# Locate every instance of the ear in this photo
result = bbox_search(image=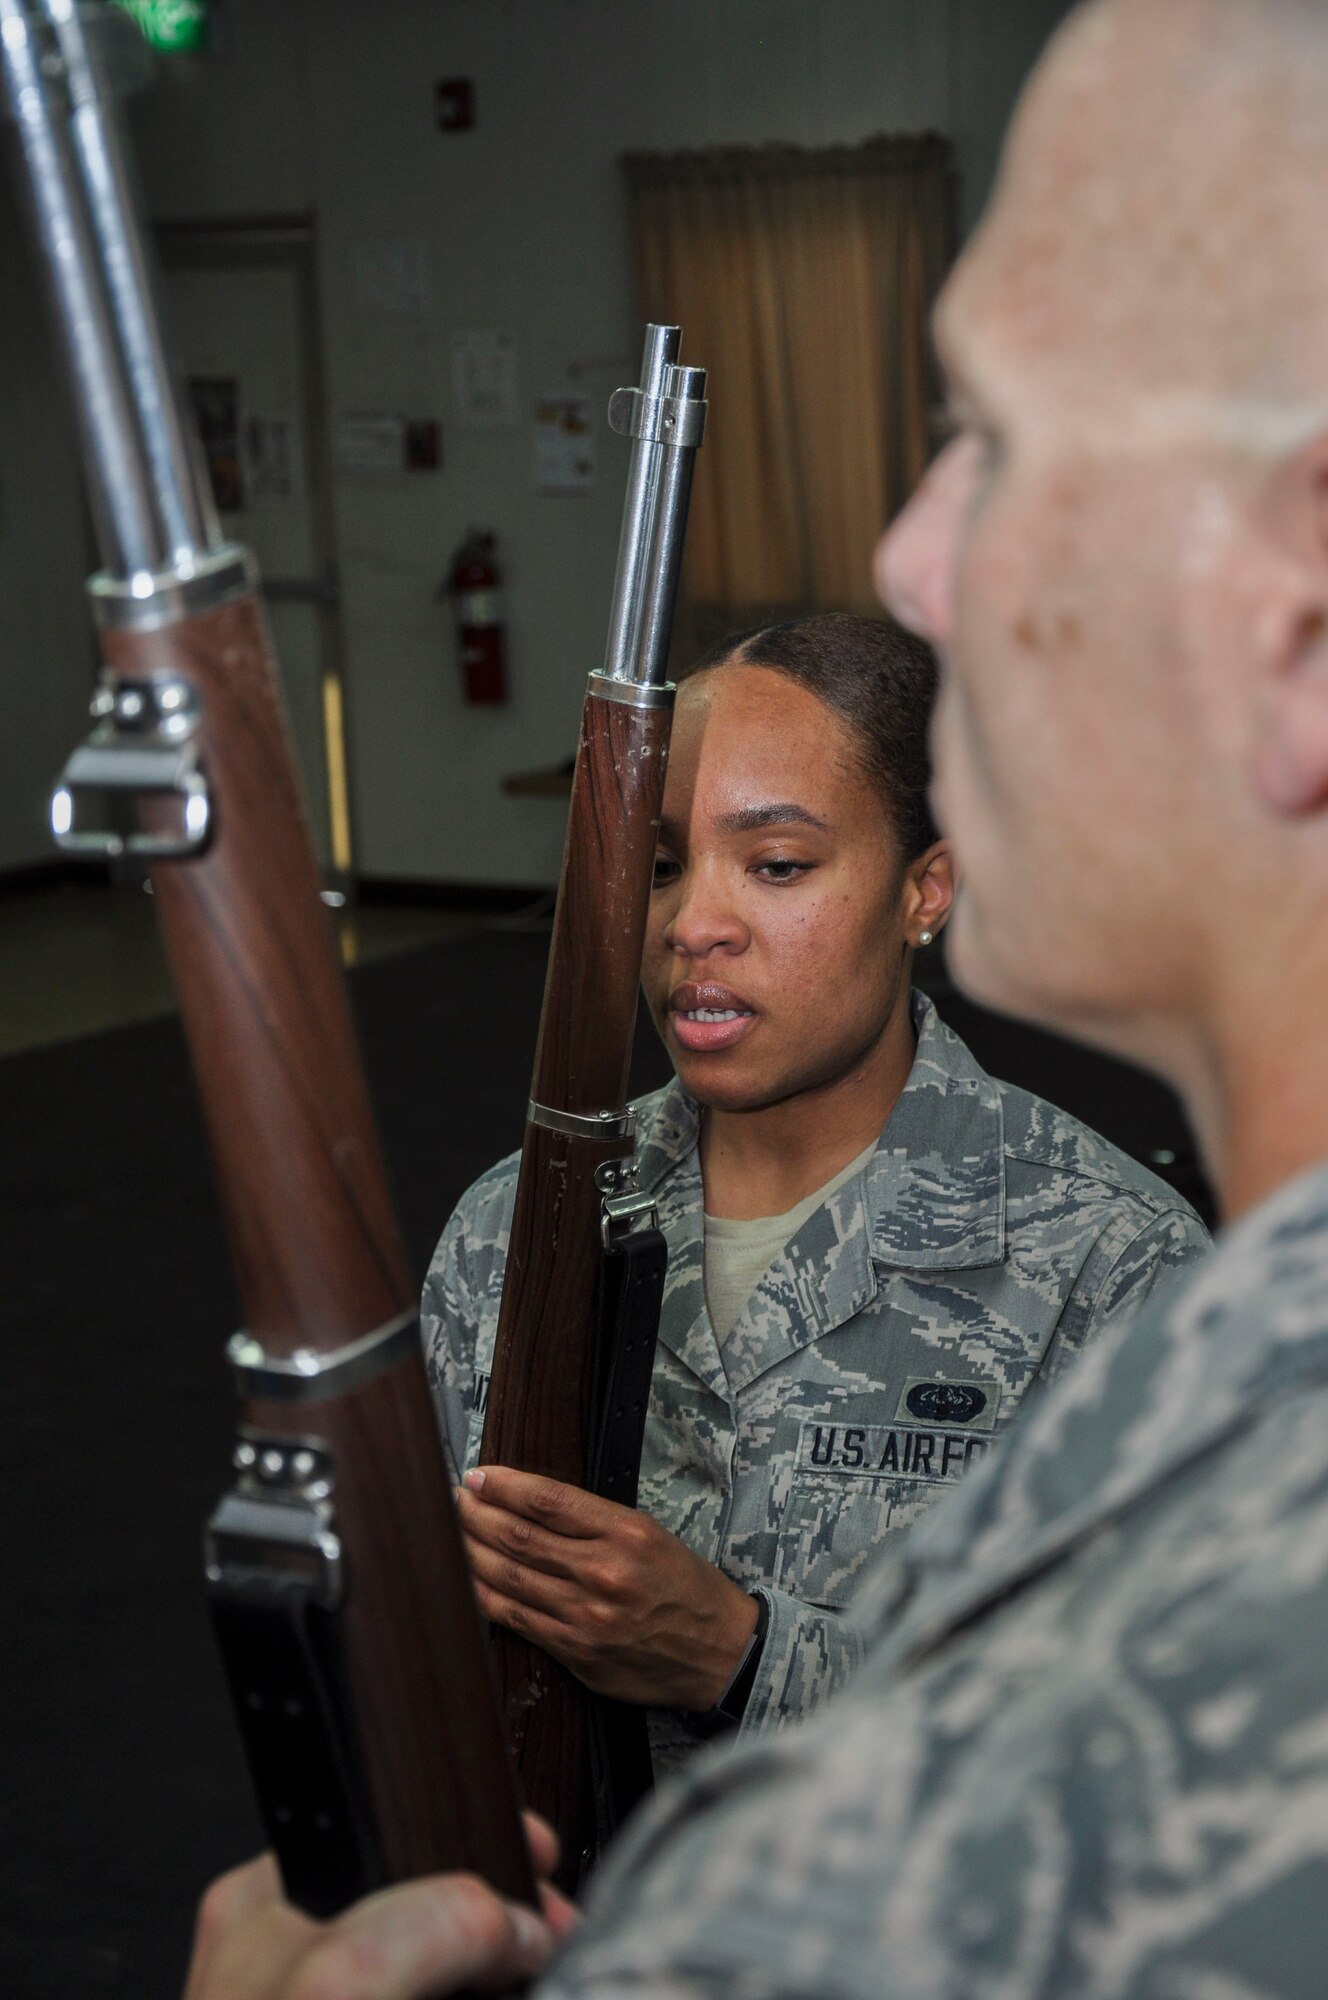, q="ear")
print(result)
[902,840,956,944]
[1251,434,1328,817]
